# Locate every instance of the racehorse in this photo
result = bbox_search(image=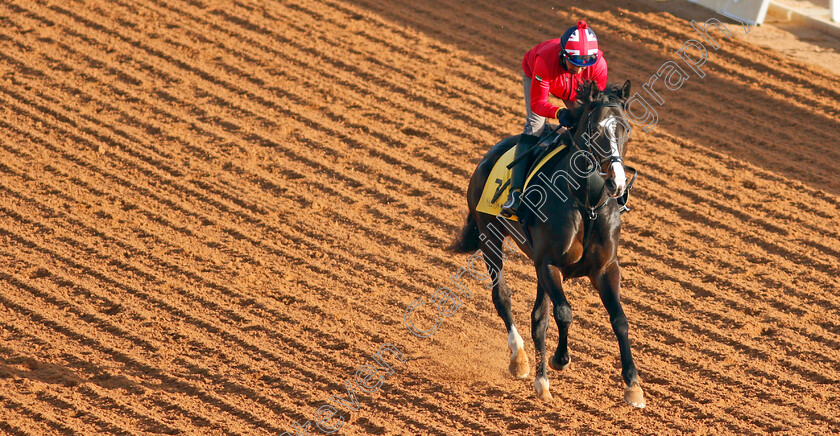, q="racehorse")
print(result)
[449,81,645,407]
